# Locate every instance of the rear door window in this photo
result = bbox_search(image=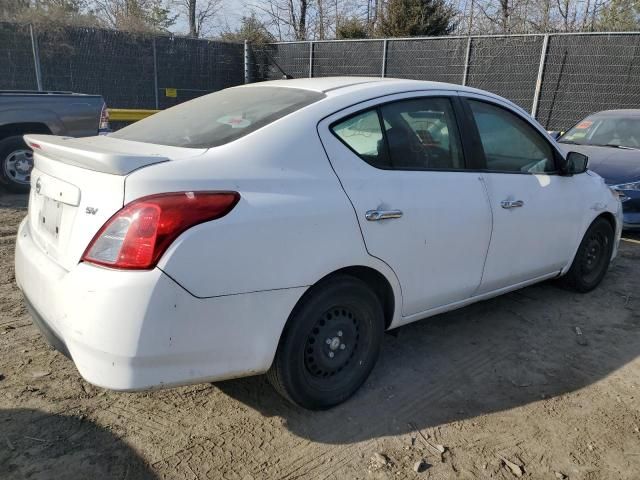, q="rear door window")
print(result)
[330,96,465,170]
[111,86,325,148]
[380,98,464,170]
[331,110,390,168]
